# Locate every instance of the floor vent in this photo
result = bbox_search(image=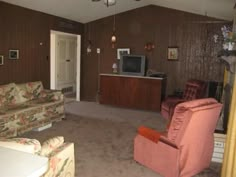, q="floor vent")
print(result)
[62,86,73,93]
